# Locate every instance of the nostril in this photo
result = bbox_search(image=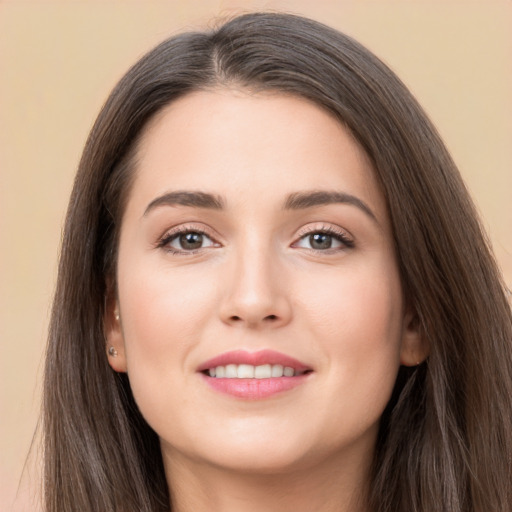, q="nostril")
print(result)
[226,313,281,325]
